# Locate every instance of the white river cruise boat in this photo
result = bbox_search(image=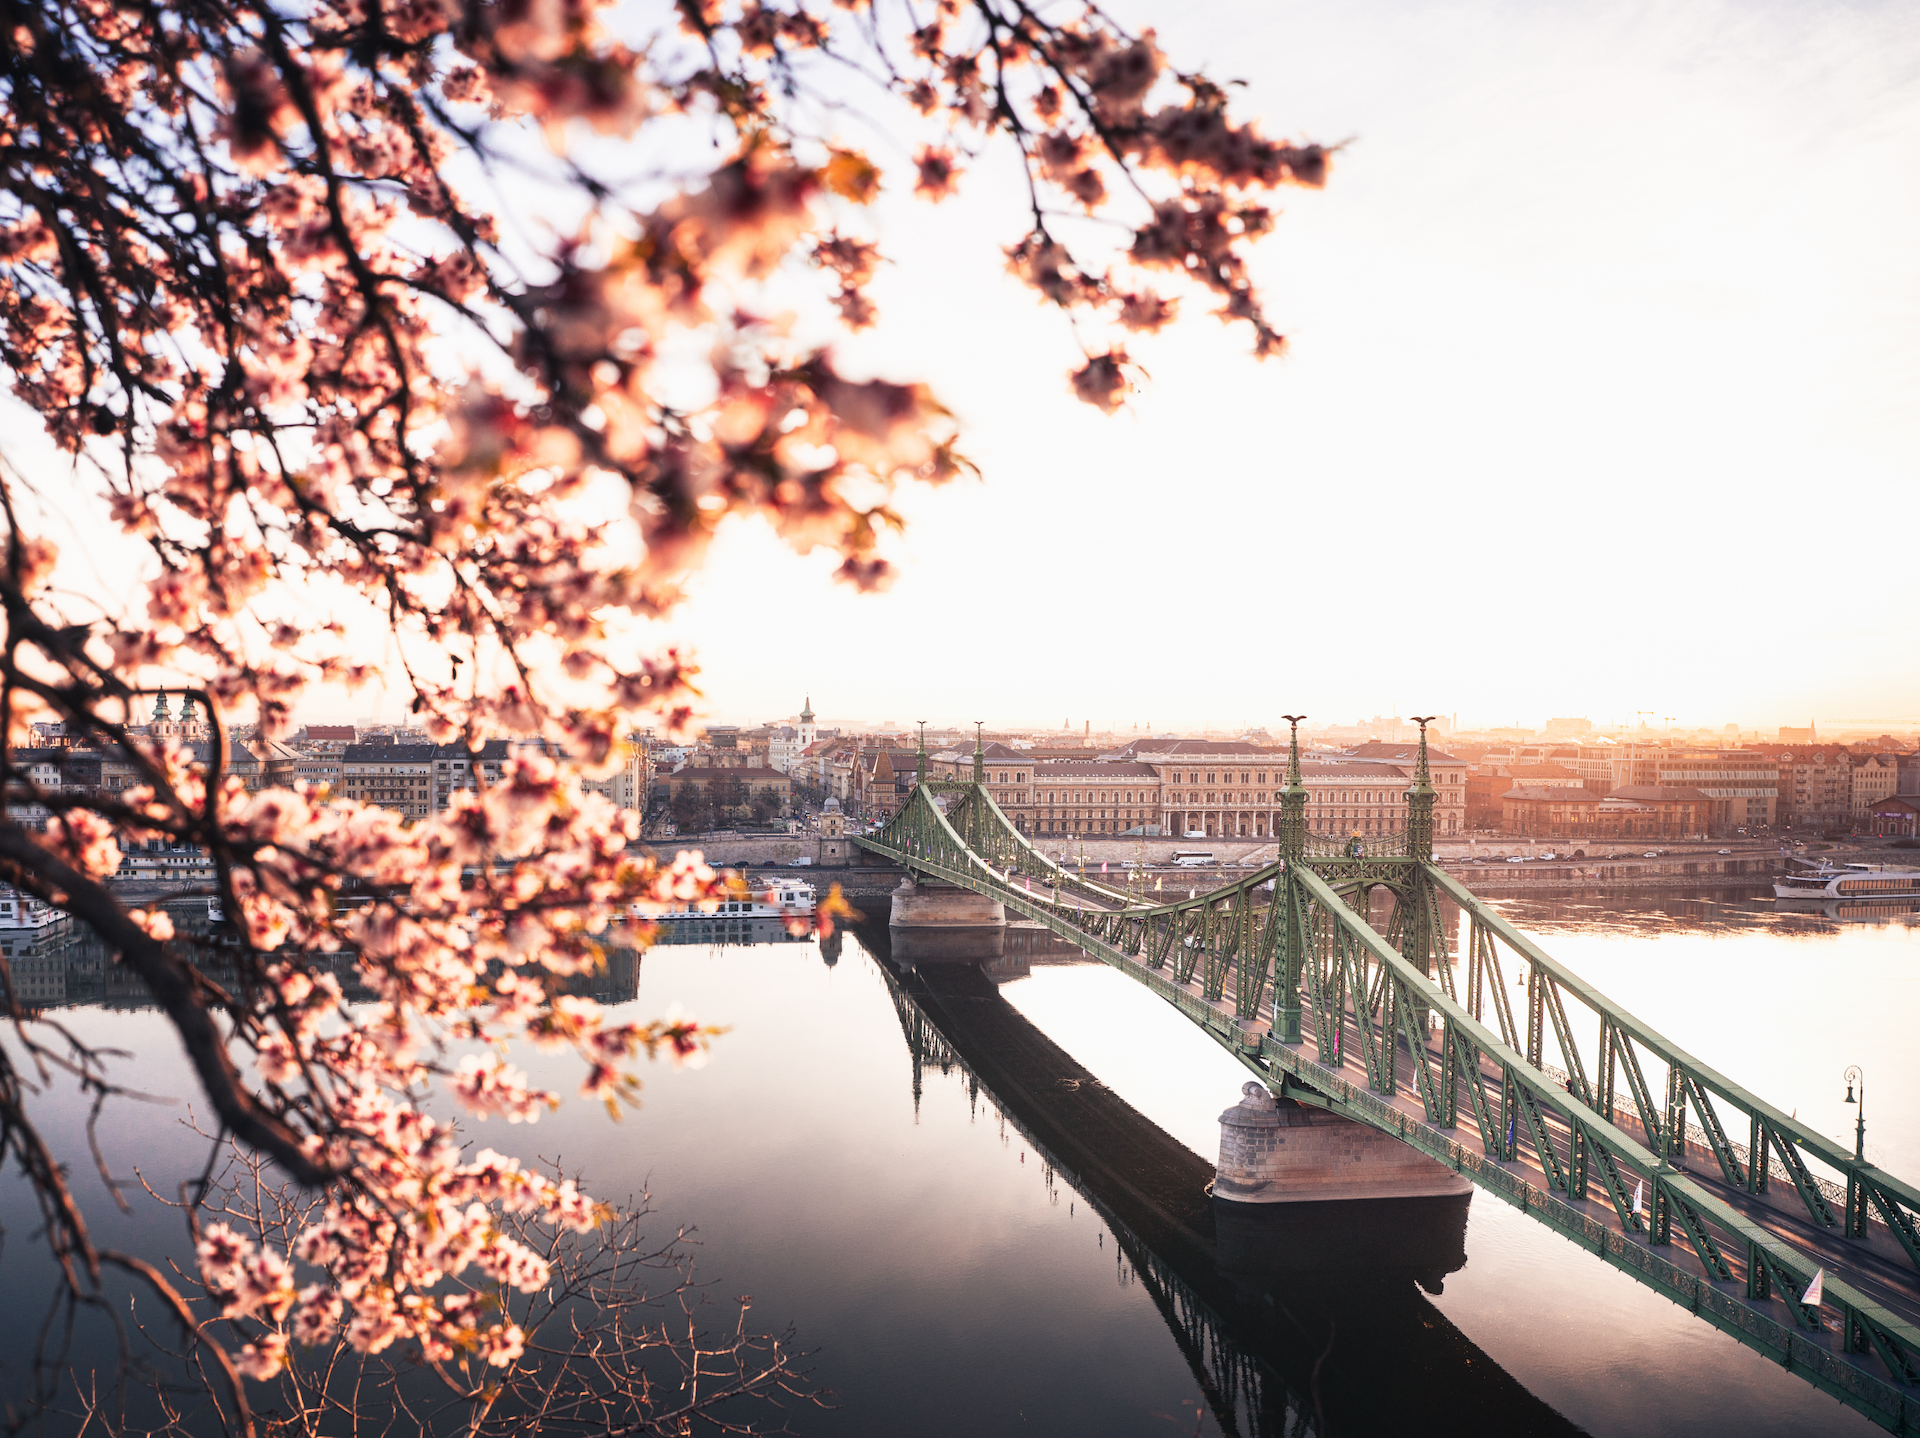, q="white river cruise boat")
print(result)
[644,878,817,922]
[1773,862,1920,901]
